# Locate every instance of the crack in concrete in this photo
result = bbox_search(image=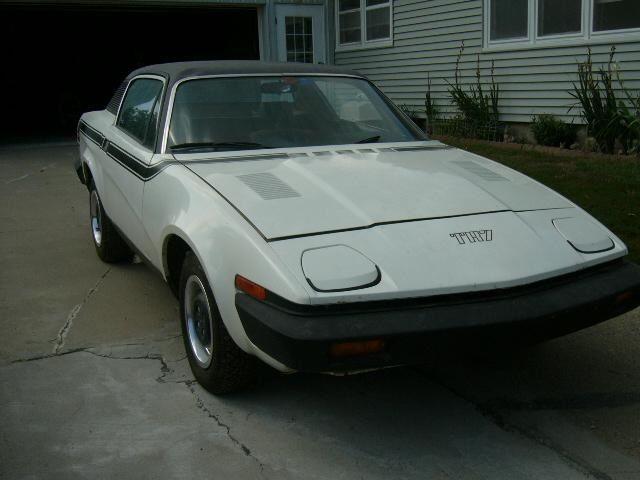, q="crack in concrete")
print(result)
[479,392,640,411]
[11,347,189,387]
[10,347,89,364]
[413,367,613,480]
[82,350,174,383]
[9,344,265,474]
[473,406,614,480]
[53,304,81,355]
[4,162,57,184]
[12,334,182,364]
[185,382,267,476]
[52,268,111,355]
[5,173,29,184]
